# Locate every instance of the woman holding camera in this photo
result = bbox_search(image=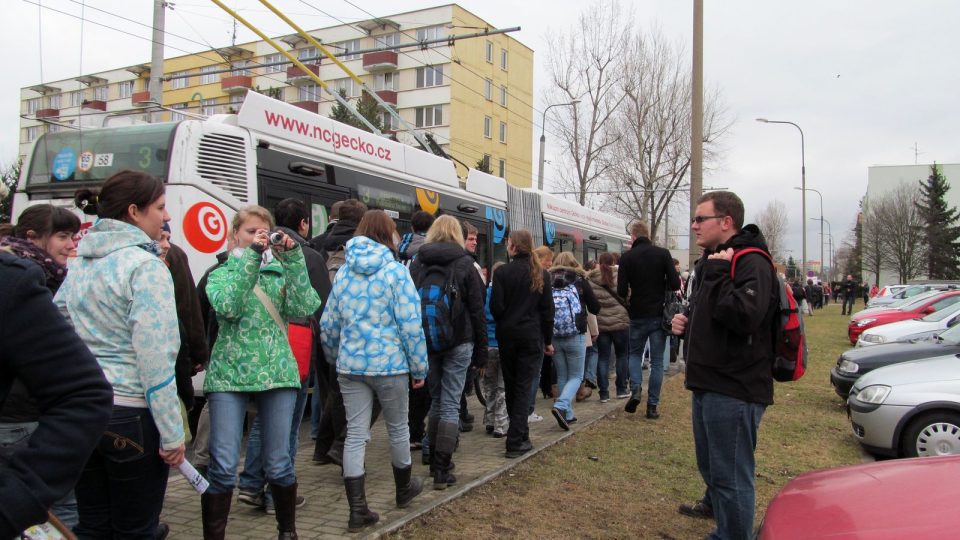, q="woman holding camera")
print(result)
[202,205,321,540]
